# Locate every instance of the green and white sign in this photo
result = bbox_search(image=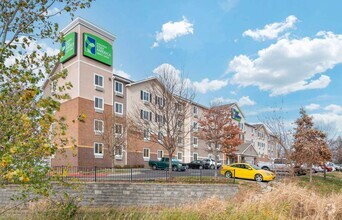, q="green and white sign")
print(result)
[60,32,77,63]
[83,33,112,66]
